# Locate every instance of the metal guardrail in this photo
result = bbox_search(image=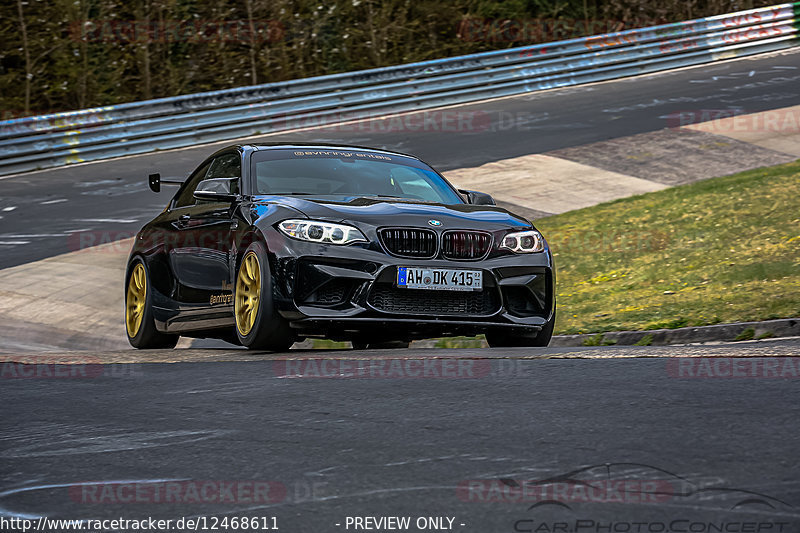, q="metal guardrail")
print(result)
[0,3,798,176]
